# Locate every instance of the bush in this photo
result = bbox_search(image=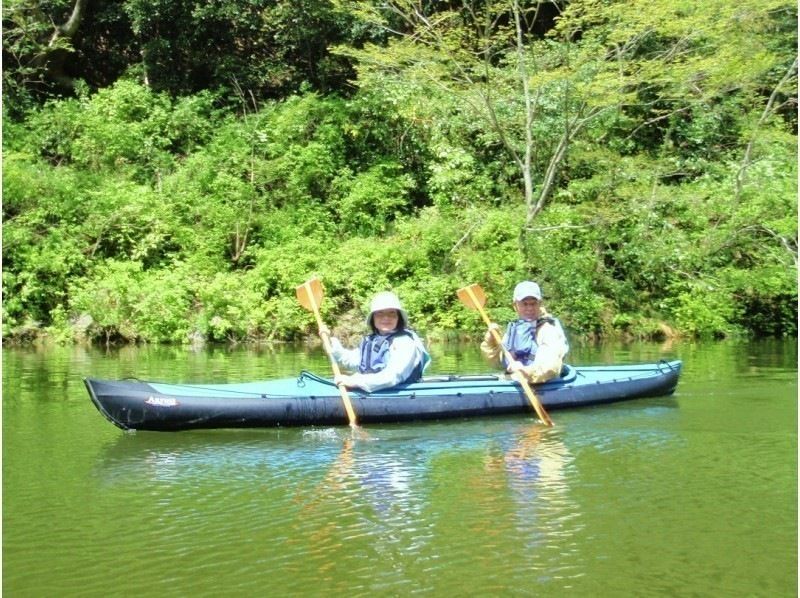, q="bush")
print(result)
[69,260,144,344]
[331,161,416,235]
[192,271,269,343]
[21,81,222,183]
